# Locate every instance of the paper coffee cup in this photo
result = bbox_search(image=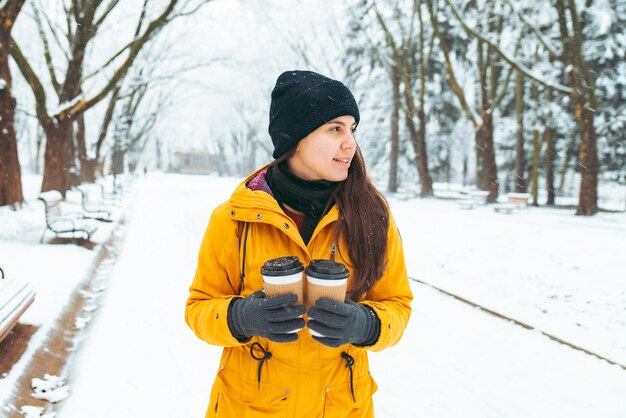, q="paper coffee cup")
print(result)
[305,259,349,306]
[261,256,304,305]
[305,260,349,337]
